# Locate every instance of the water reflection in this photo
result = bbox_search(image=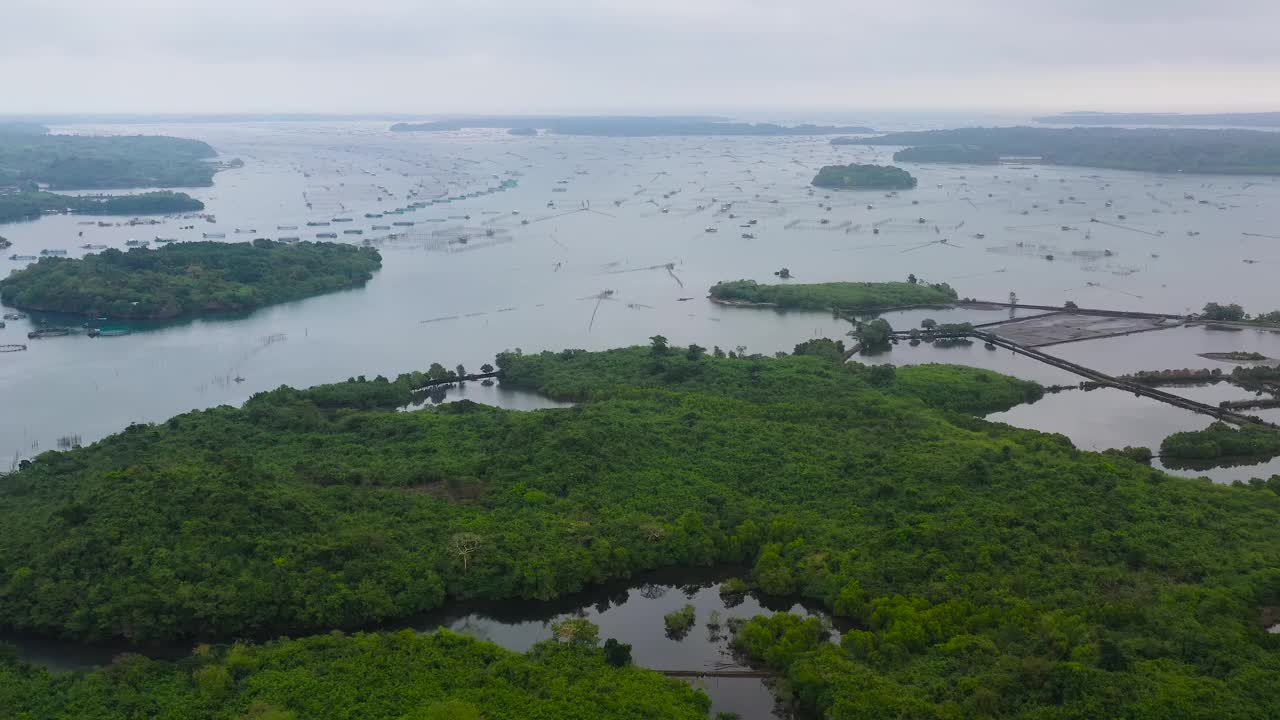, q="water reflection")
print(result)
[400,380,574,412]
[4,567,832,720]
